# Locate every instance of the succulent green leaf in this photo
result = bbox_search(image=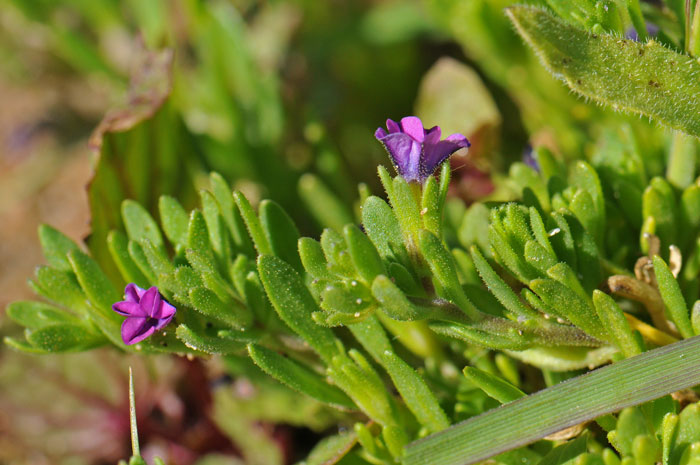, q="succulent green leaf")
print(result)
[127,241,157,284]
[6,301,79,329]
[537,433,589,465]
[470,245,539,320]
[26,323,104,352]
[419,230,479,319]
[38,224,82,271]
[200,190,231,264]
[507,5,700,138]
[372,275,428,321]
[68,250,122,328]
[592,290,643,358]
[31,267,89,313]
[188,287,250,329]
[175,324,243,355]
[344,224,385,284]
[463,366,526,404]
[259,199,303,272]
[257,254,341,363]
[210,173,255,257]
[530,278,605,340]
[107,231,148,287]
[248,344,355,409]
[653,255,694,338]
[299,237,334,281]
[350,316,450,432]
[234,191,273,256]
[301,429,358,465]
[122,199,165,252]
[643,178,678,251]
[158,195,189,248]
